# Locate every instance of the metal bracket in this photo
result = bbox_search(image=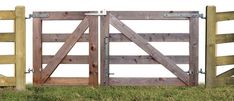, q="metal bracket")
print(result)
[185,70,193,74]
[199,68,205,74]
[85,10,107,16]
[164,13,201,18]
[199,14,206,19]
[25,12,49,19]
[25,68,34,74]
